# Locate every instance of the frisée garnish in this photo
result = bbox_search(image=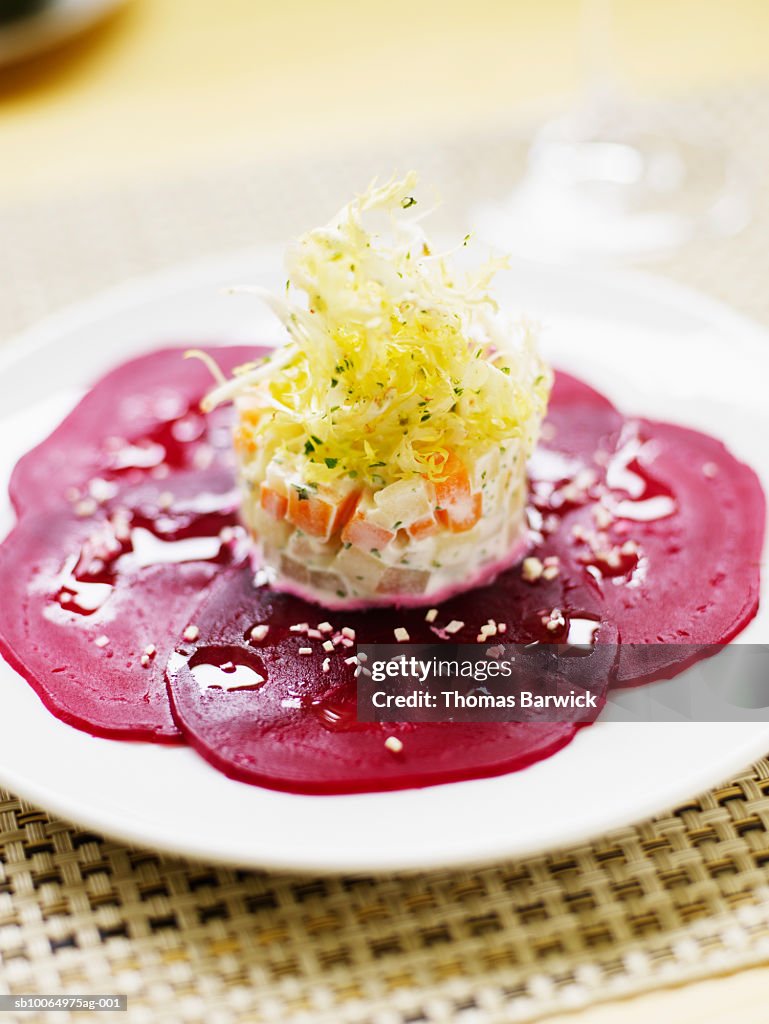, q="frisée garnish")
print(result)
[196,173,551,490]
